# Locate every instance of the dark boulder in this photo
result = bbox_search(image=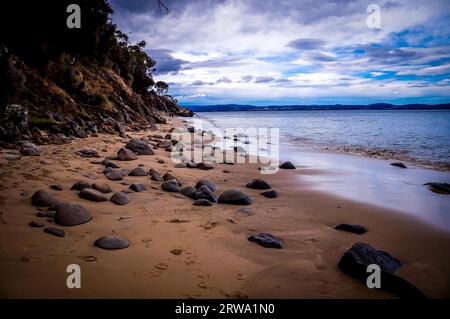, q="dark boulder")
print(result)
[110,192,130,205]
[125,138,154,155]
[79,189,108,202]
[31,189,57,207]
[196,162,213,170]
[260,190,278,198]
[53,202,92,226]
[194,185,218,202]
[105,169,124,181]
[218,189,252,205]
[162,179,180,192]
[246,179,271,190]
[94,236,129,250]
[195,179,219,192]
[338,242,425,298]
[70,181,91,191]
[130,183,147,192]
[117,147,137,161]
[180,186,196,199]
[91,182,112,194]
[390,162,407,169]
[279,161,296,169]
[248,233,284,249]
[29,221,45,228]
[128,167,147,176]
[20,144,41,156]
[424,182,450,194]
[335,224,367,234]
